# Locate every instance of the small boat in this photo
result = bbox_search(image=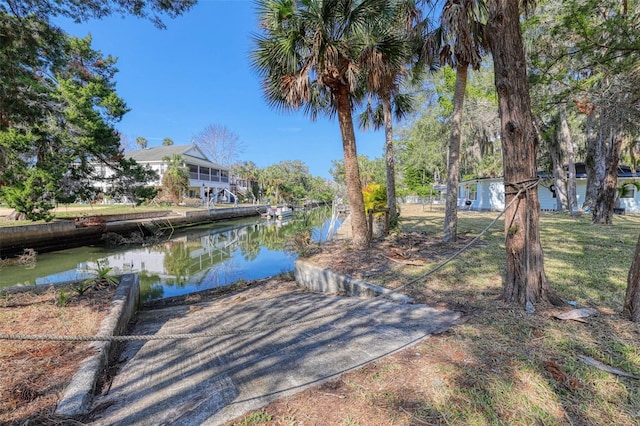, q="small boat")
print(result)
[266,206,293,220]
